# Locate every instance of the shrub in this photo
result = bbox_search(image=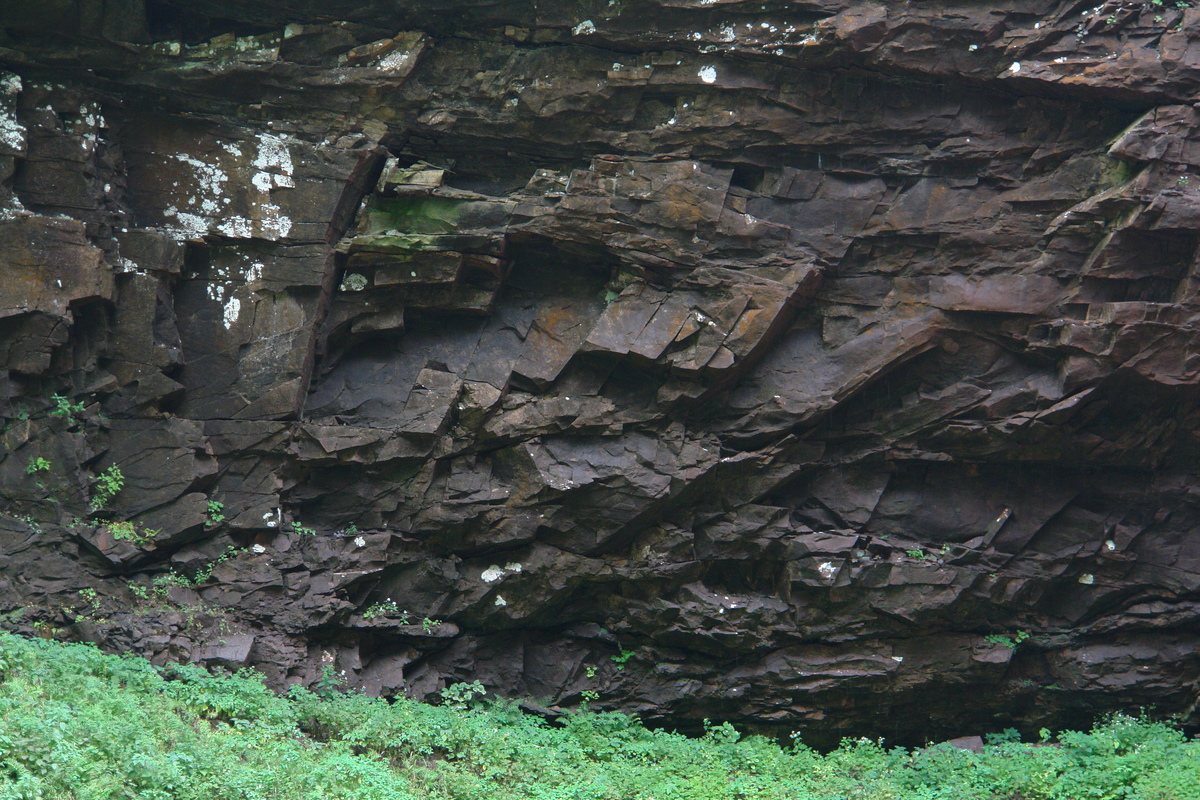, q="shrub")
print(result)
[0,634,1196,800]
